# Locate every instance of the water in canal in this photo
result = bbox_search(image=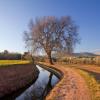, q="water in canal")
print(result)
[15,65,59,100]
